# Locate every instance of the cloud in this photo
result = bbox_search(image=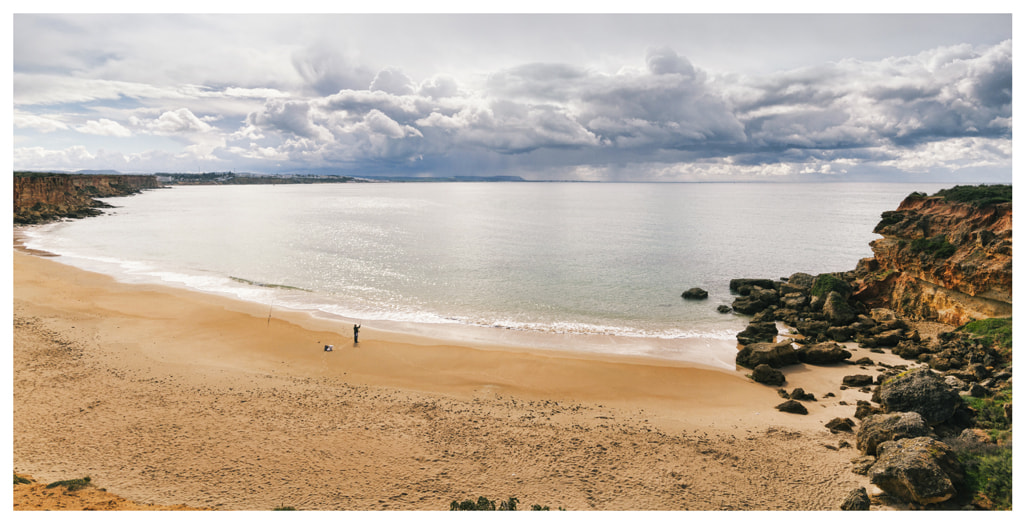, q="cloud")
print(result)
[292,42,375,96]
[246,100,332,141]
[370,68,415,95]
[141,108,215,135]
[11,15,1012,182]
[75,118,132,137]
[14,112,69,133]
